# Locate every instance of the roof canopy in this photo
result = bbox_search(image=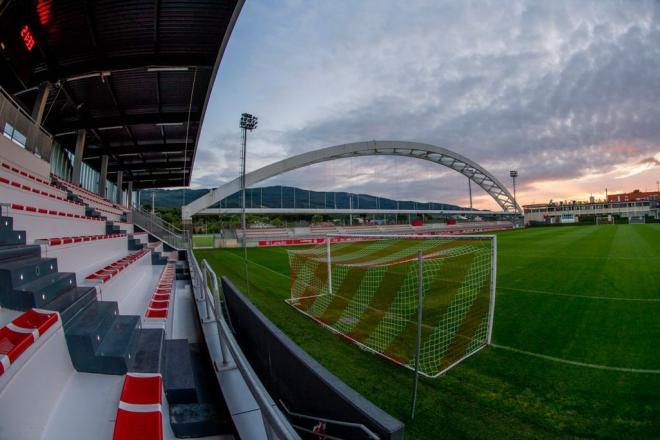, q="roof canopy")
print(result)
[0,0,241,188]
